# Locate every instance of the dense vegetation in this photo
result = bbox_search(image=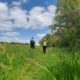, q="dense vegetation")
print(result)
[0,44,80,80]
[40,0,80,51]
